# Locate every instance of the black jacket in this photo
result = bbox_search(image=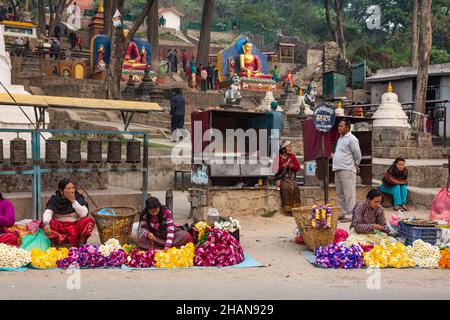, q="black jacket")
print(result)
[170,94,185,116]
